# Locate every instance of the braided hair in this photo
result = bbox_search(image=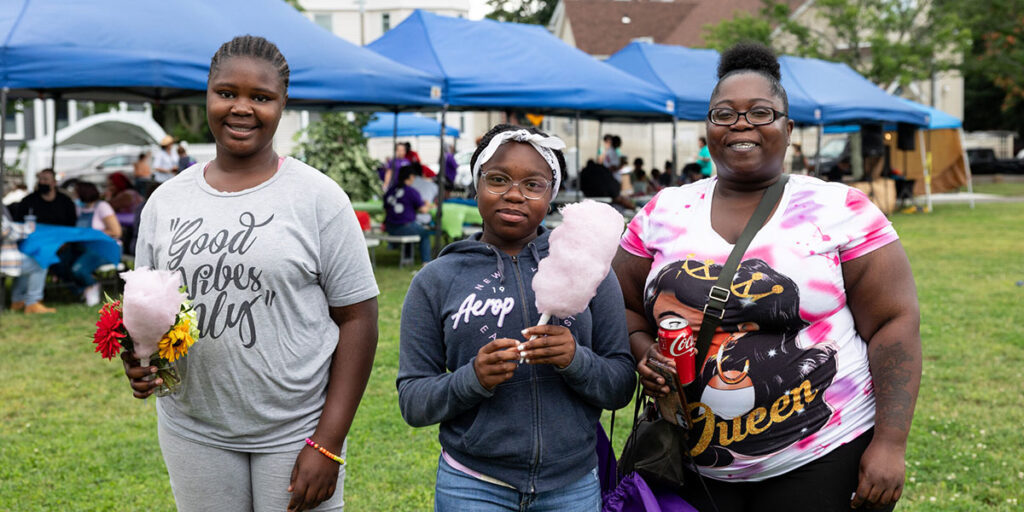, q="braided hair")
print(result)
[208,35,290,93]
[711,42,788,111]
